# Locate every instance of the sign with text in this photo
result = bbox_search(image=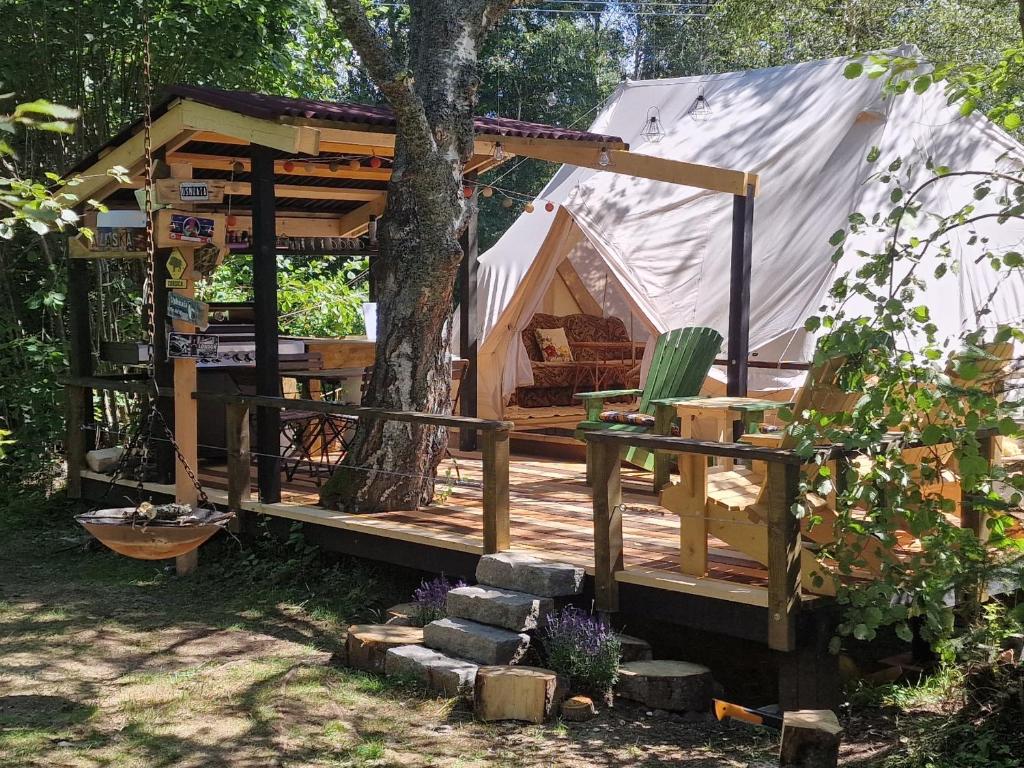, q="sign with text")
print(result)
[167,332,219,360]
[167,292,209,329]
[154,179,226,205]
